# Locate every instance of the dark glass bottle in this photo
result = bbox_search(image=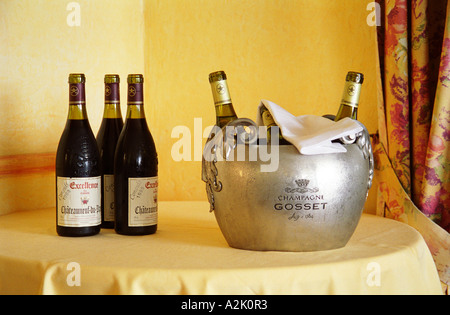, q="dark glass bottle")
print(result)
[56,73,101,237]
[114,74,158,235]
[96,74,123,228]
